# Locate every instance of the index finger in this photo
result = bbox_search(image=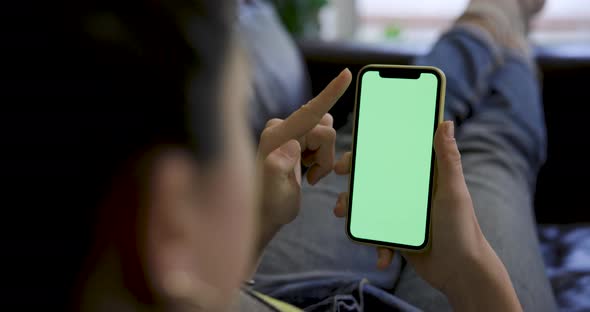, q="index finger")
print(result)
[261,68,352,156]
[376,247,394,270]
